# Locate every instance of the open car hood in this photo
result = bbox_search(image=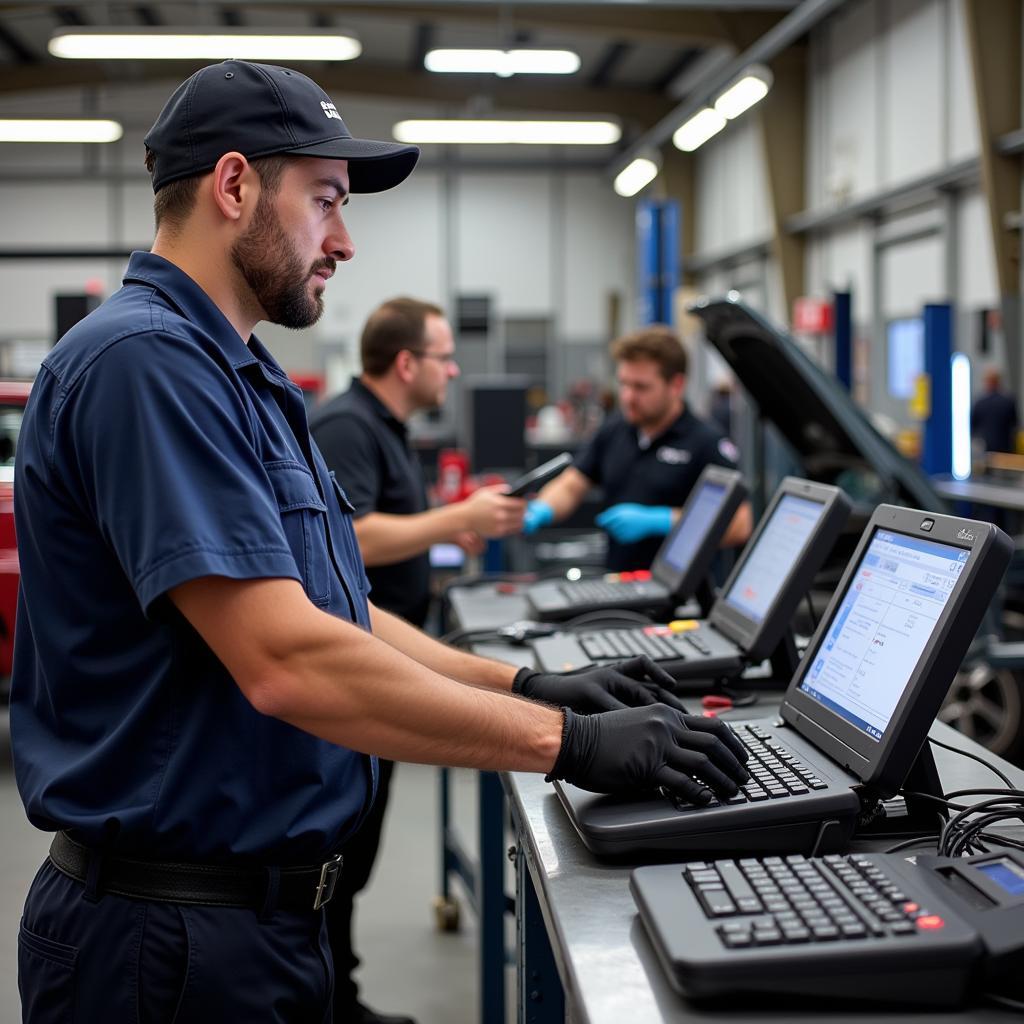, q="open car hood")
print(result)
[691,296,945,514]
